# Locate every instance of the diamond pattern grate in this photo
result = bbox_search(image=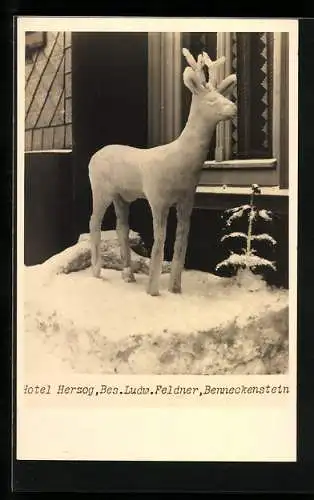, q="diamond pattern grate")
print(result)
[25,32,72,151]
[232,32,274,159]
